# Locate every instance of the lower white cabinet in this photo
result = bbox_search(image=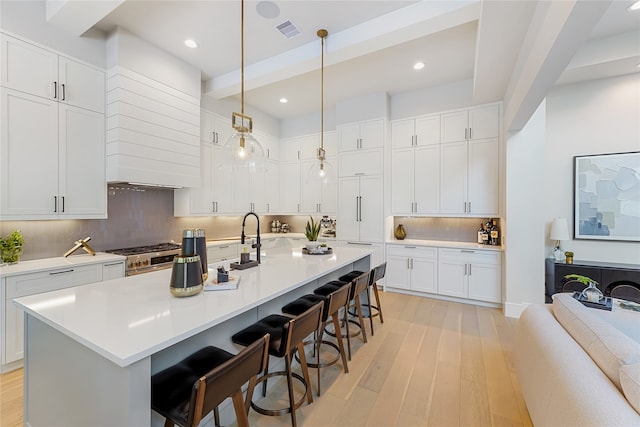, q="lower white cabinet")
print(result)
[438,248,501,303]
[386,245,437,293]
[207,243,239,264]
[2,259,124,370]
